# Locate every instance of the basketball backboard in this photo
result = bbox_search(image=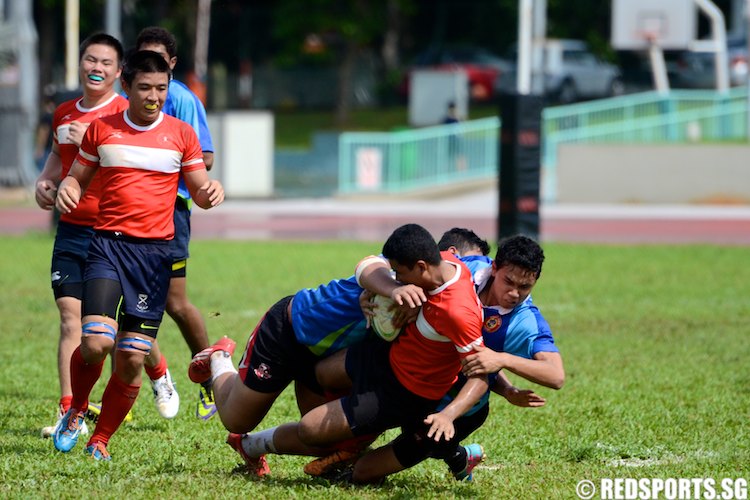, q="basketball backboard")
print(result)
[612,0,696,50]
